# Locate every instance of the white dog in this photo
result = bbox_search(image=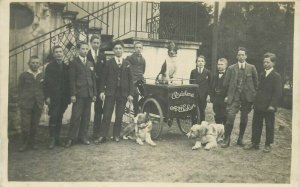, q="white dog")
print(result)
[187,121,224,150]
[121,113,156,146]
